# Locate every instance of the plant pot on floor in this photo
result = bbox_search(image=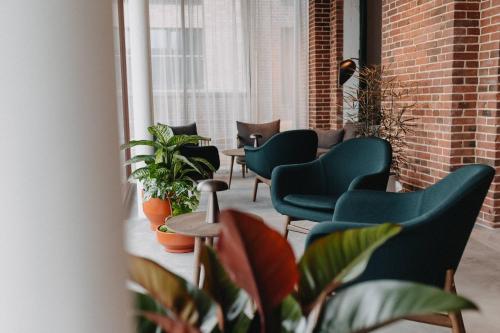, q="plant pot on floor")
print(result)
[156,225,195,253]
[143,197,172,231]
